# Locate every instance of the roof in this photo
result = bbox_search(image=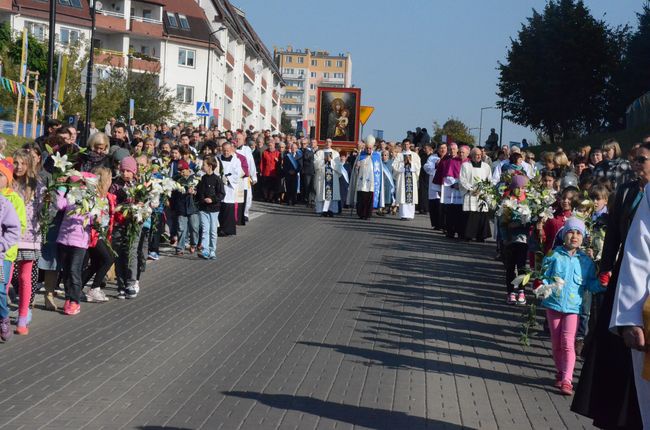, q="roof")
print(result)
[163,0,223,53]
[13,0,92,27]
[212,0,283,83]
